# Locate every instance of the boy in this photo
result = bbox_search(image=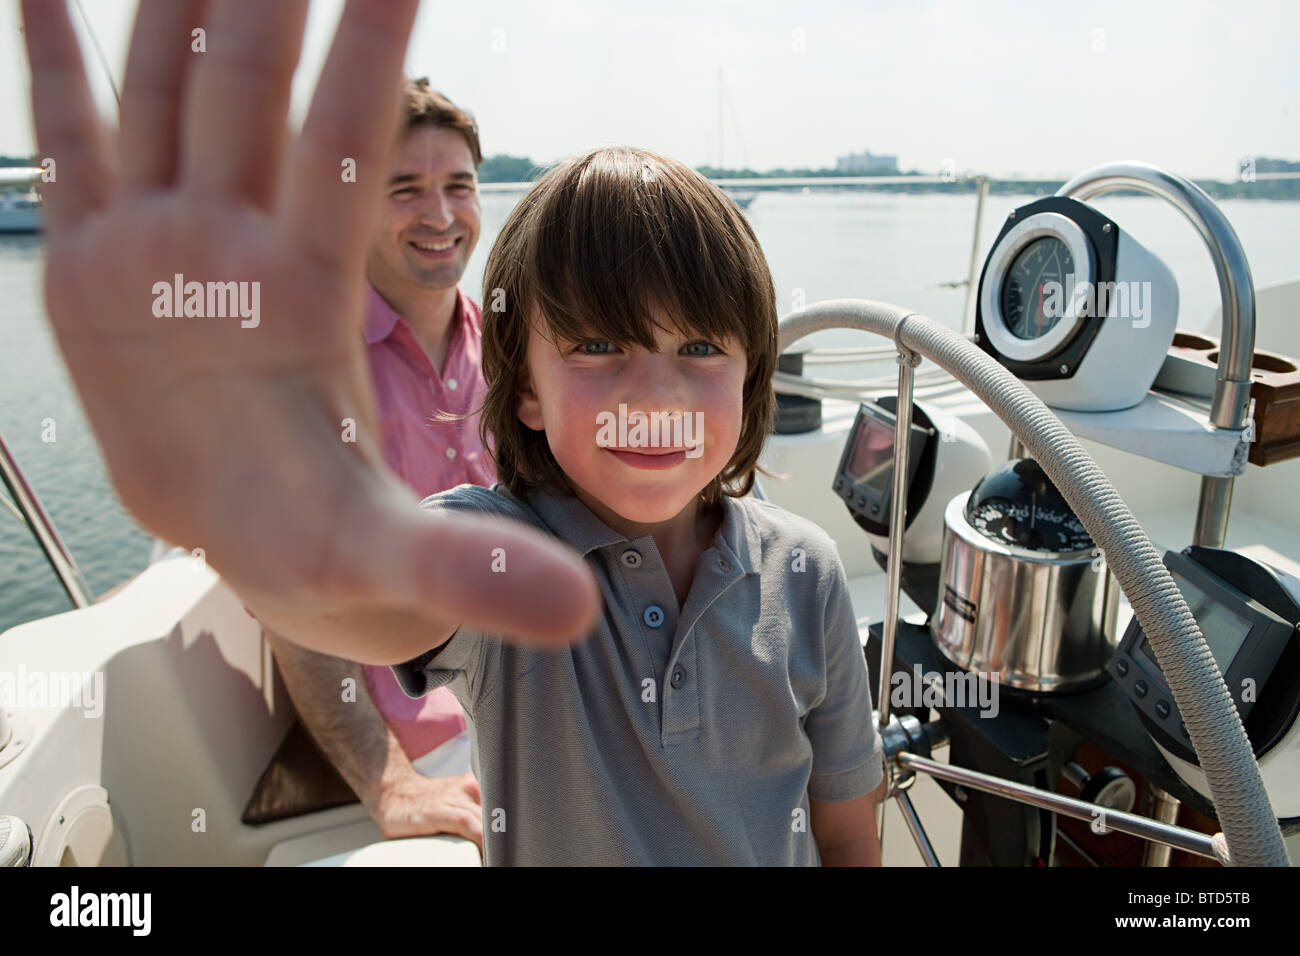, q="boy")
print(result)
[394,145,885,865]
